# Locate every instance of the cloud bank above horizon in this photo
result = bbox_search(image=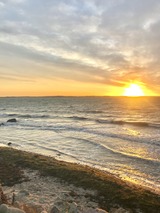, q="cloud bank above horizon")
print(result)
[0,0,160,96]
